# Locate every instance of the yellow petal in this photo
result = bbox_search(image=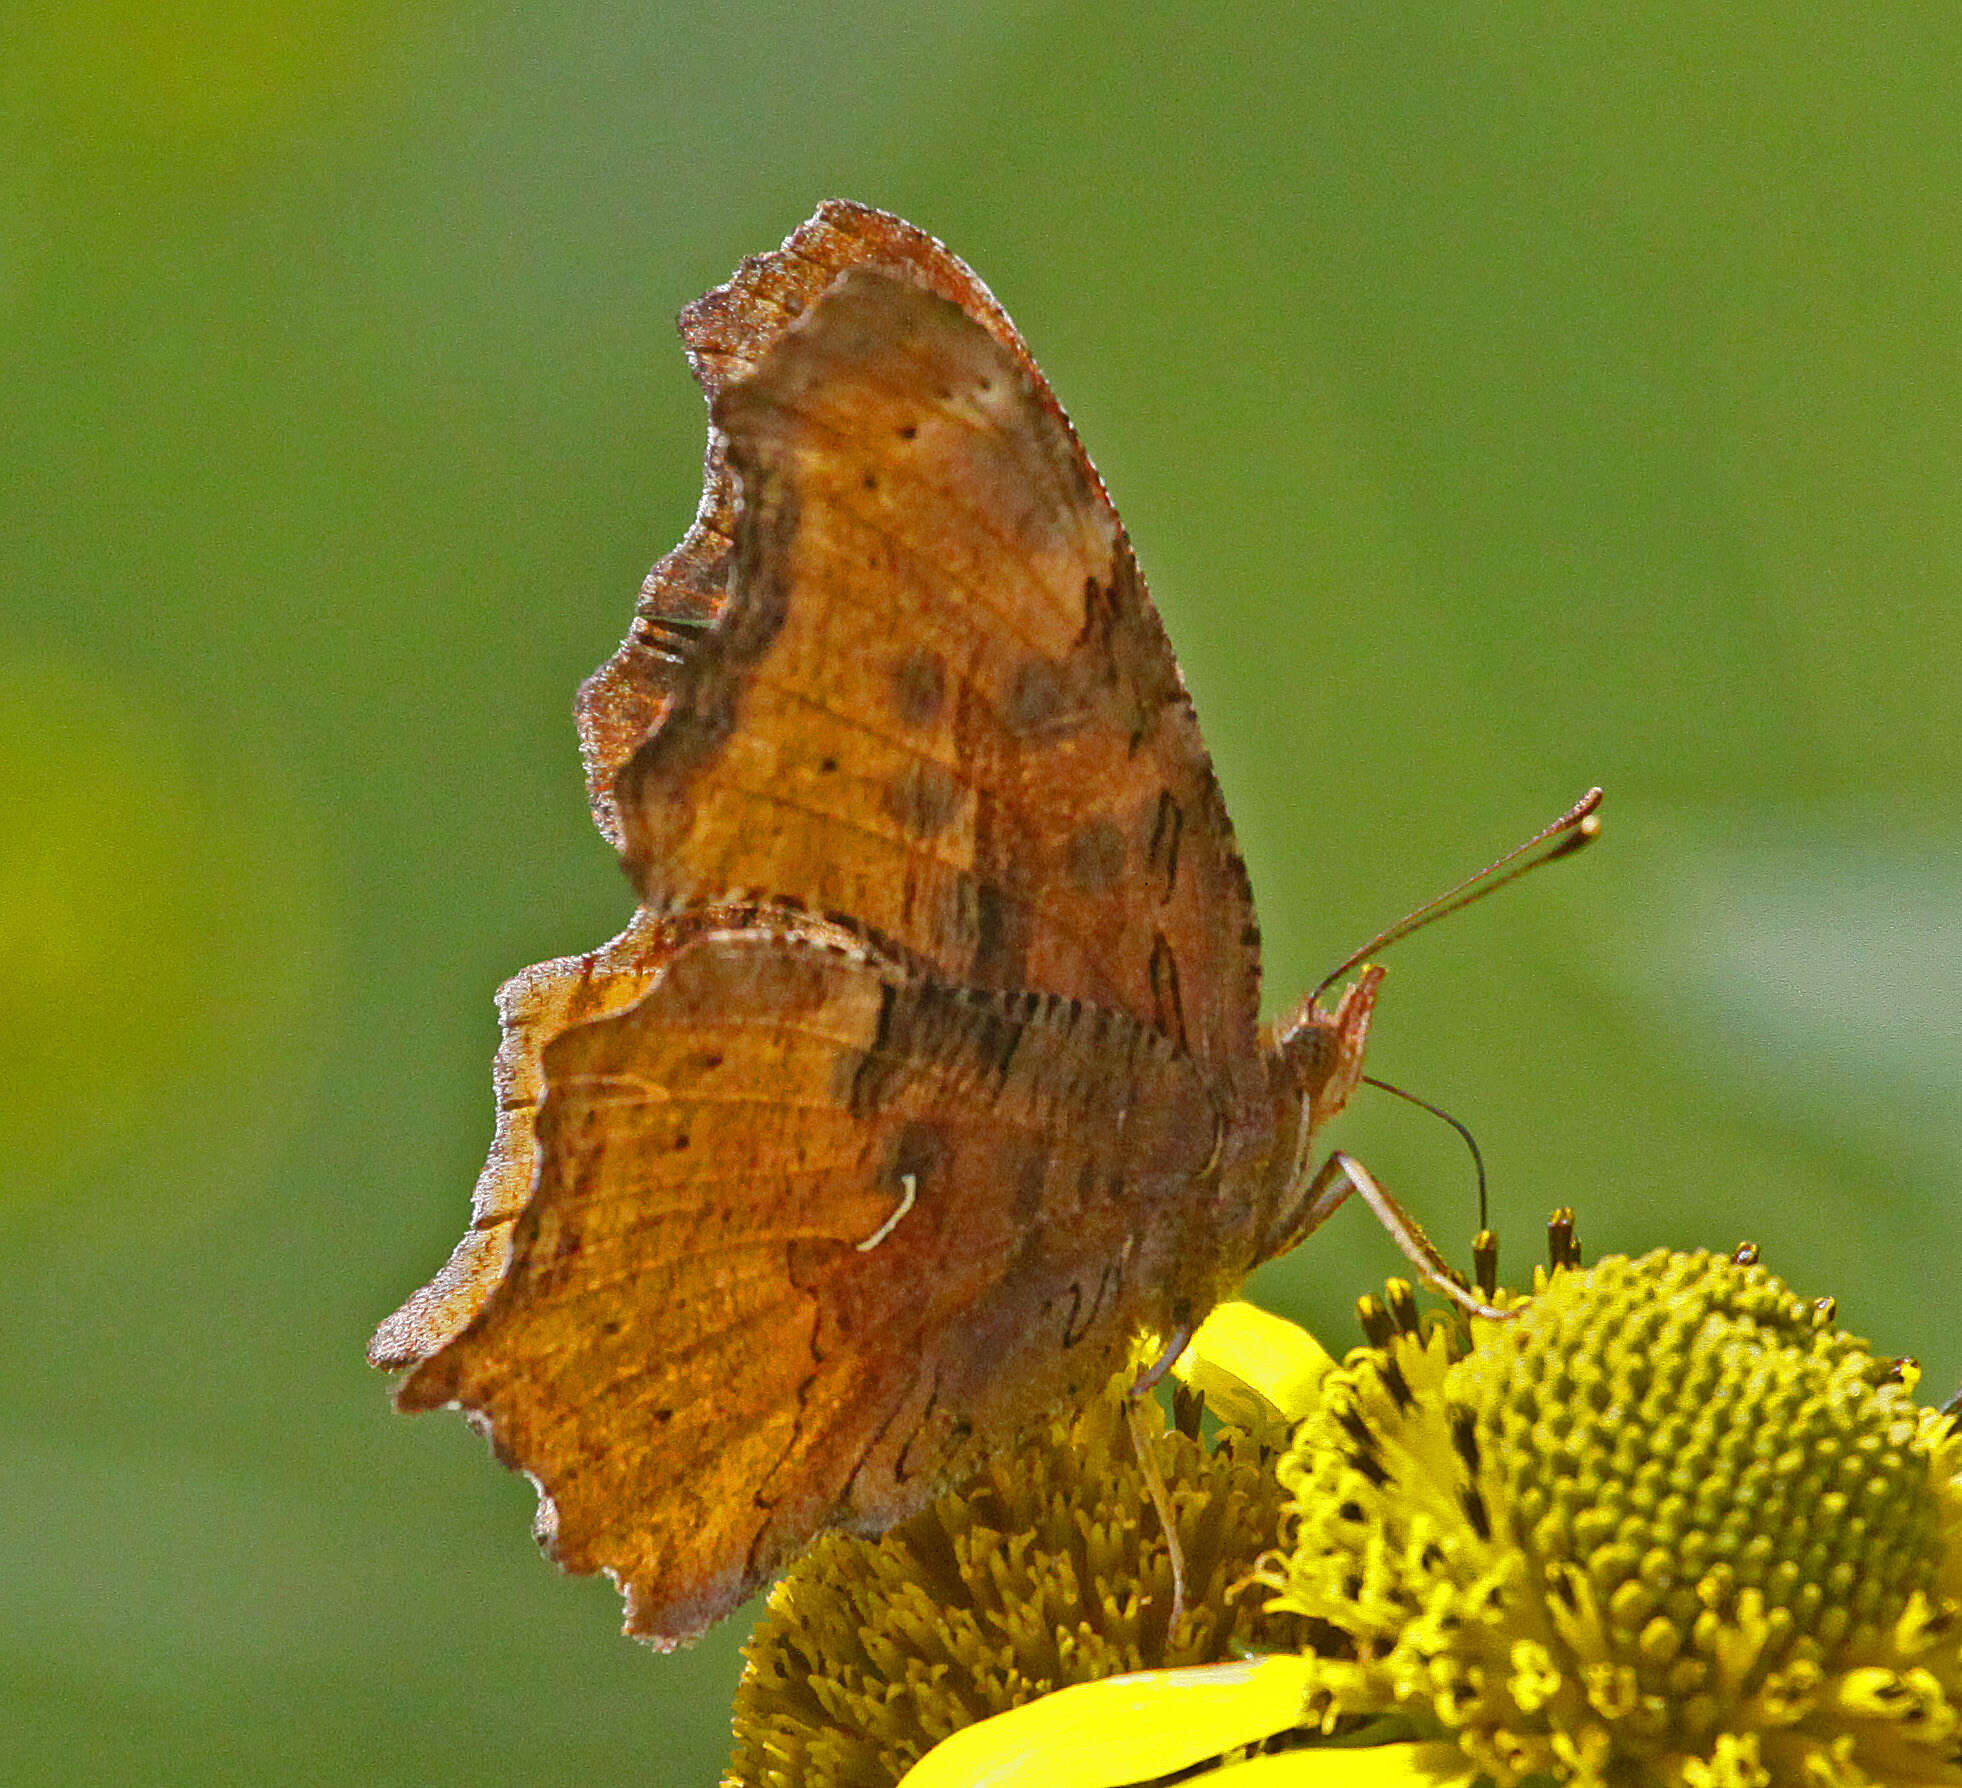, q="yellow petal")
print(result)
[1175,1302,1334,1426]
[897,1656,1317,1788]
[1200,1741,1475,1786]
